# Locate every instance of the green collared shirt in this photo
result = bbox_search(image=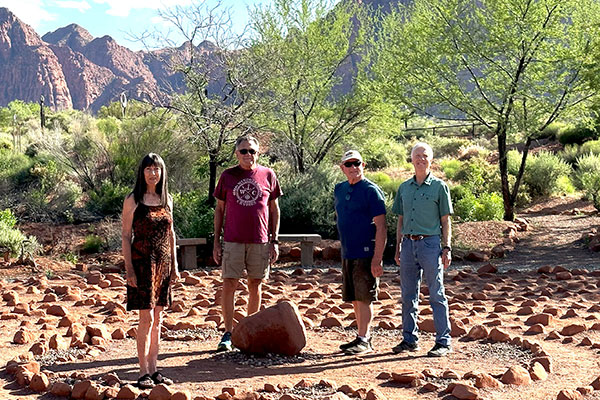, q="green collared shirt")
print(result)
[392,173,453,235]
